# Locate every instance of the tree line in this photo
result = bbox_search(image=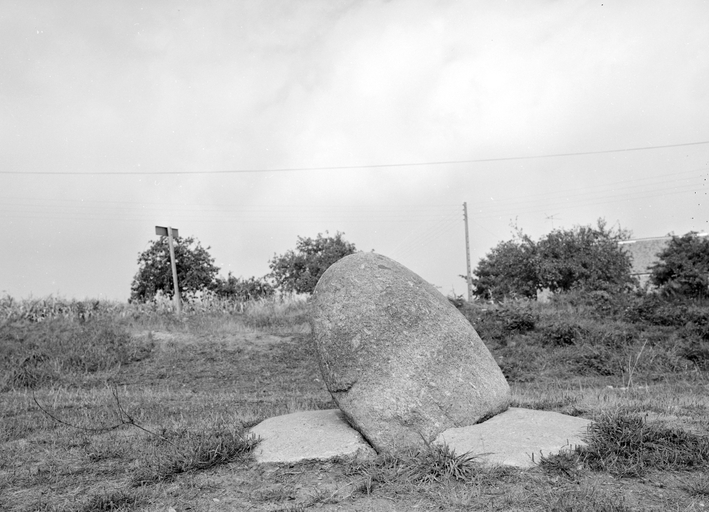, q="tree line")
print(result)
[471,219,709,300]
[129,232,356,303]
[130,221,709,303]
